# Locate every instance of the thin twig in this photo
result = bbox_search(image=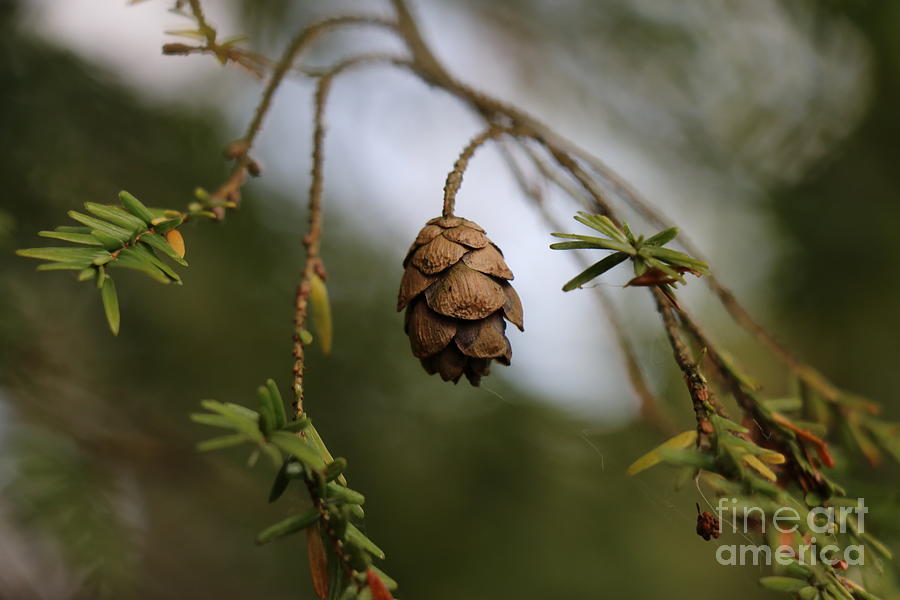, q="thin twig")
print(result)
[565,141,846,403]
[544,144,620,221]
[243,16,394,154]
[291,54,406,417]
[288,55,413,589]
[442,125,521,217]
[675,303,759,412]
[179,4,396,219]
[674,297,841,478]
[162,42,268,78]
[185,0,216,46]
[497,140,673,434]
[652,287,722,436]
[518,140,594,208]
